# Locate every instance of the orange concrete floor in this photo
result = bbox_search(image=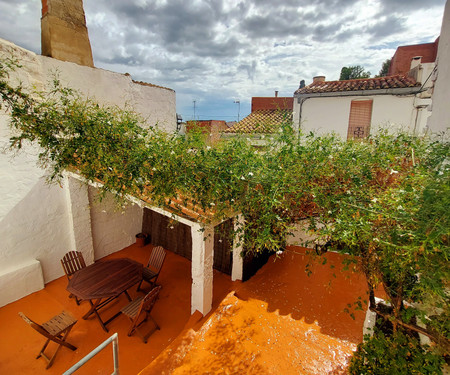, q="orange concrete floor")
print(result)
[141,247,371,375]
[0,243,234,375]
